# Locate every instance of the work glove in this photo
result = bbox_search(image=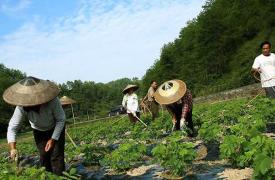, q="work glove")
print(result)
[10,149,18,162]
[180,118,187,131]
[132,112,137,117]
